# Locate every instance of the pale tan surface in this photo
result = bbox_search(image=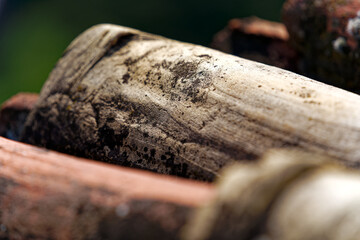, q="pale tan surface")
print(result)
[184,149,360,240]
[22,24,360,181]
